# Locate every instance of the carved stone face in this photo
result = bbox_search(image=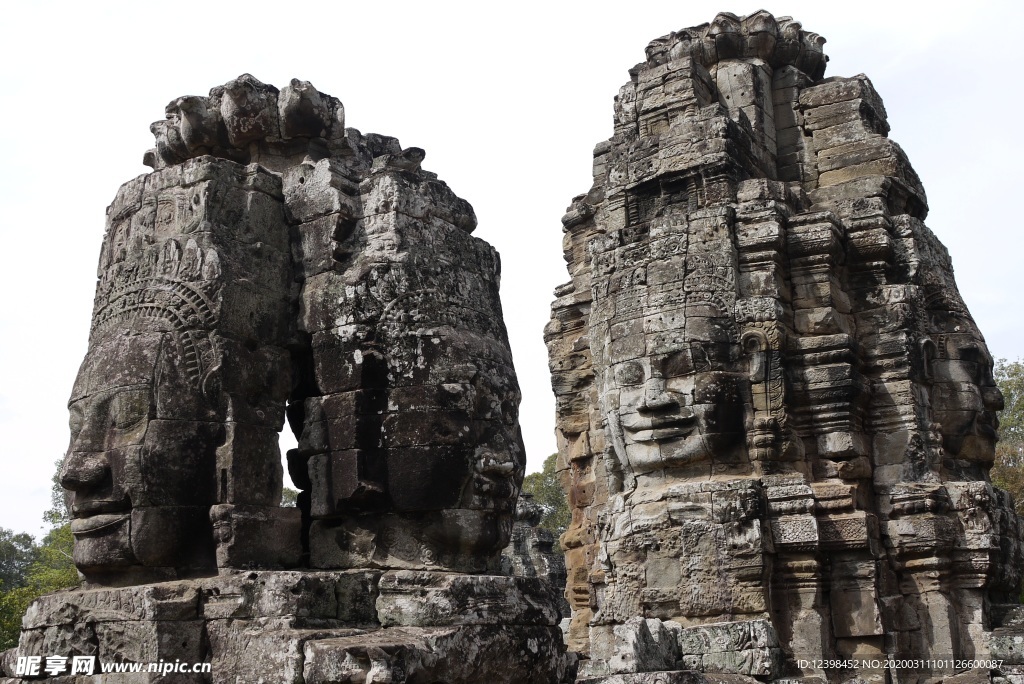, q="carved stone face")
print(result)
[929,325,1004,463]
[378,345,522,515]
[378,336,525,561]
[593,221,748,484]
[605,347,744,478]
[305,299,525,570]
[62,332,219,582]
